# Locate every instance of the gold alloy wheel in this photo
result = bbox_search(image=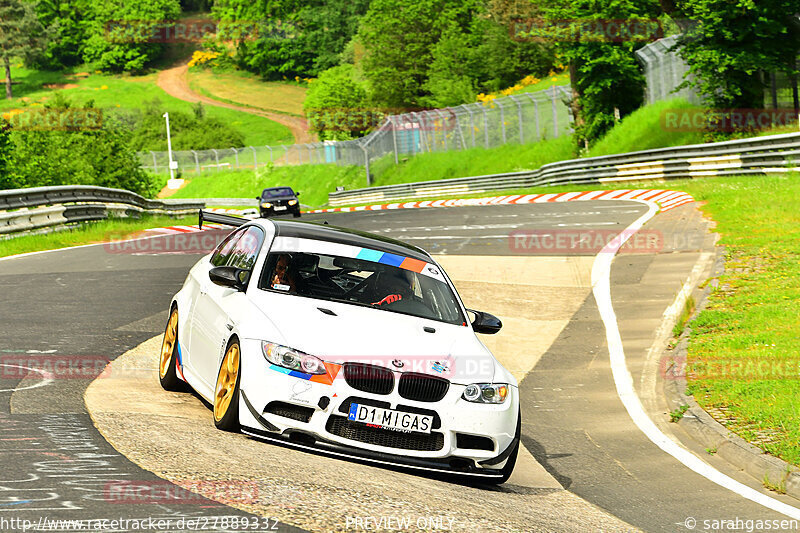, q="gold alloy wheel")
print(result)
[214,343,240,422]
[159,310,178,379]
